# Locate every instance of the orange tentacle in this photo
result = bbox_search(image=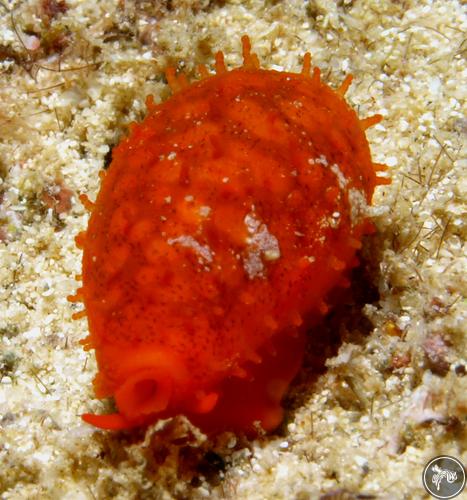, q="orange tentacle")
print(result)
[215,51,227,74]
[79,193,95,212]
[337,74,353,96]
[360,114,383,130]
[301,52,312,77]
[165,67,180,92]
[373,162,389,171]
[72,310,87,320]
[241,35,259,69]
[312,66,321,84]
